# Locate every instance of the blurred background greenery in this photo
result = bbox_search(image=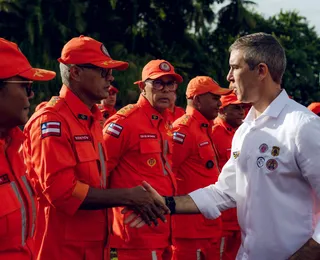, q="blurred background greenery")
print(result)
[1,0,320,112]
